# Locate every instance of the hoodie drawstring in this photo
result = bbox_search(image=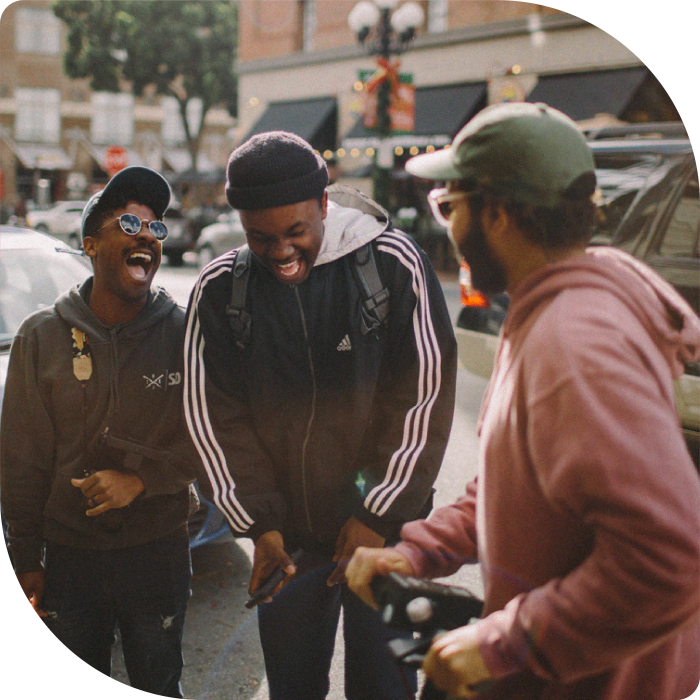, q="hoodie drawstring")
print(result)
[108,327,121,416]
